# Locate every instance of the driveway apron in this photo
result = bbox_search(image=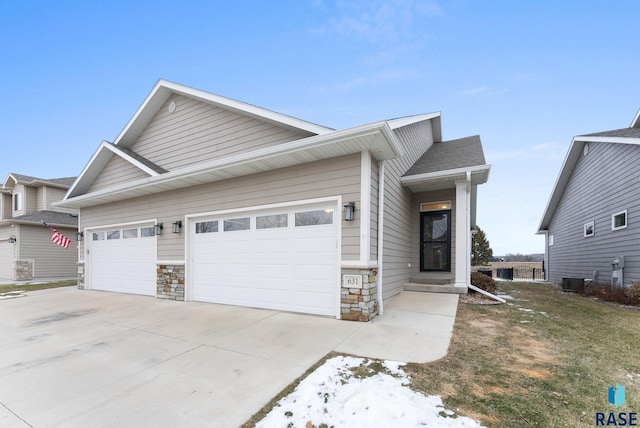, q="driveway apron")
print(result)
[0,287,457,427]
